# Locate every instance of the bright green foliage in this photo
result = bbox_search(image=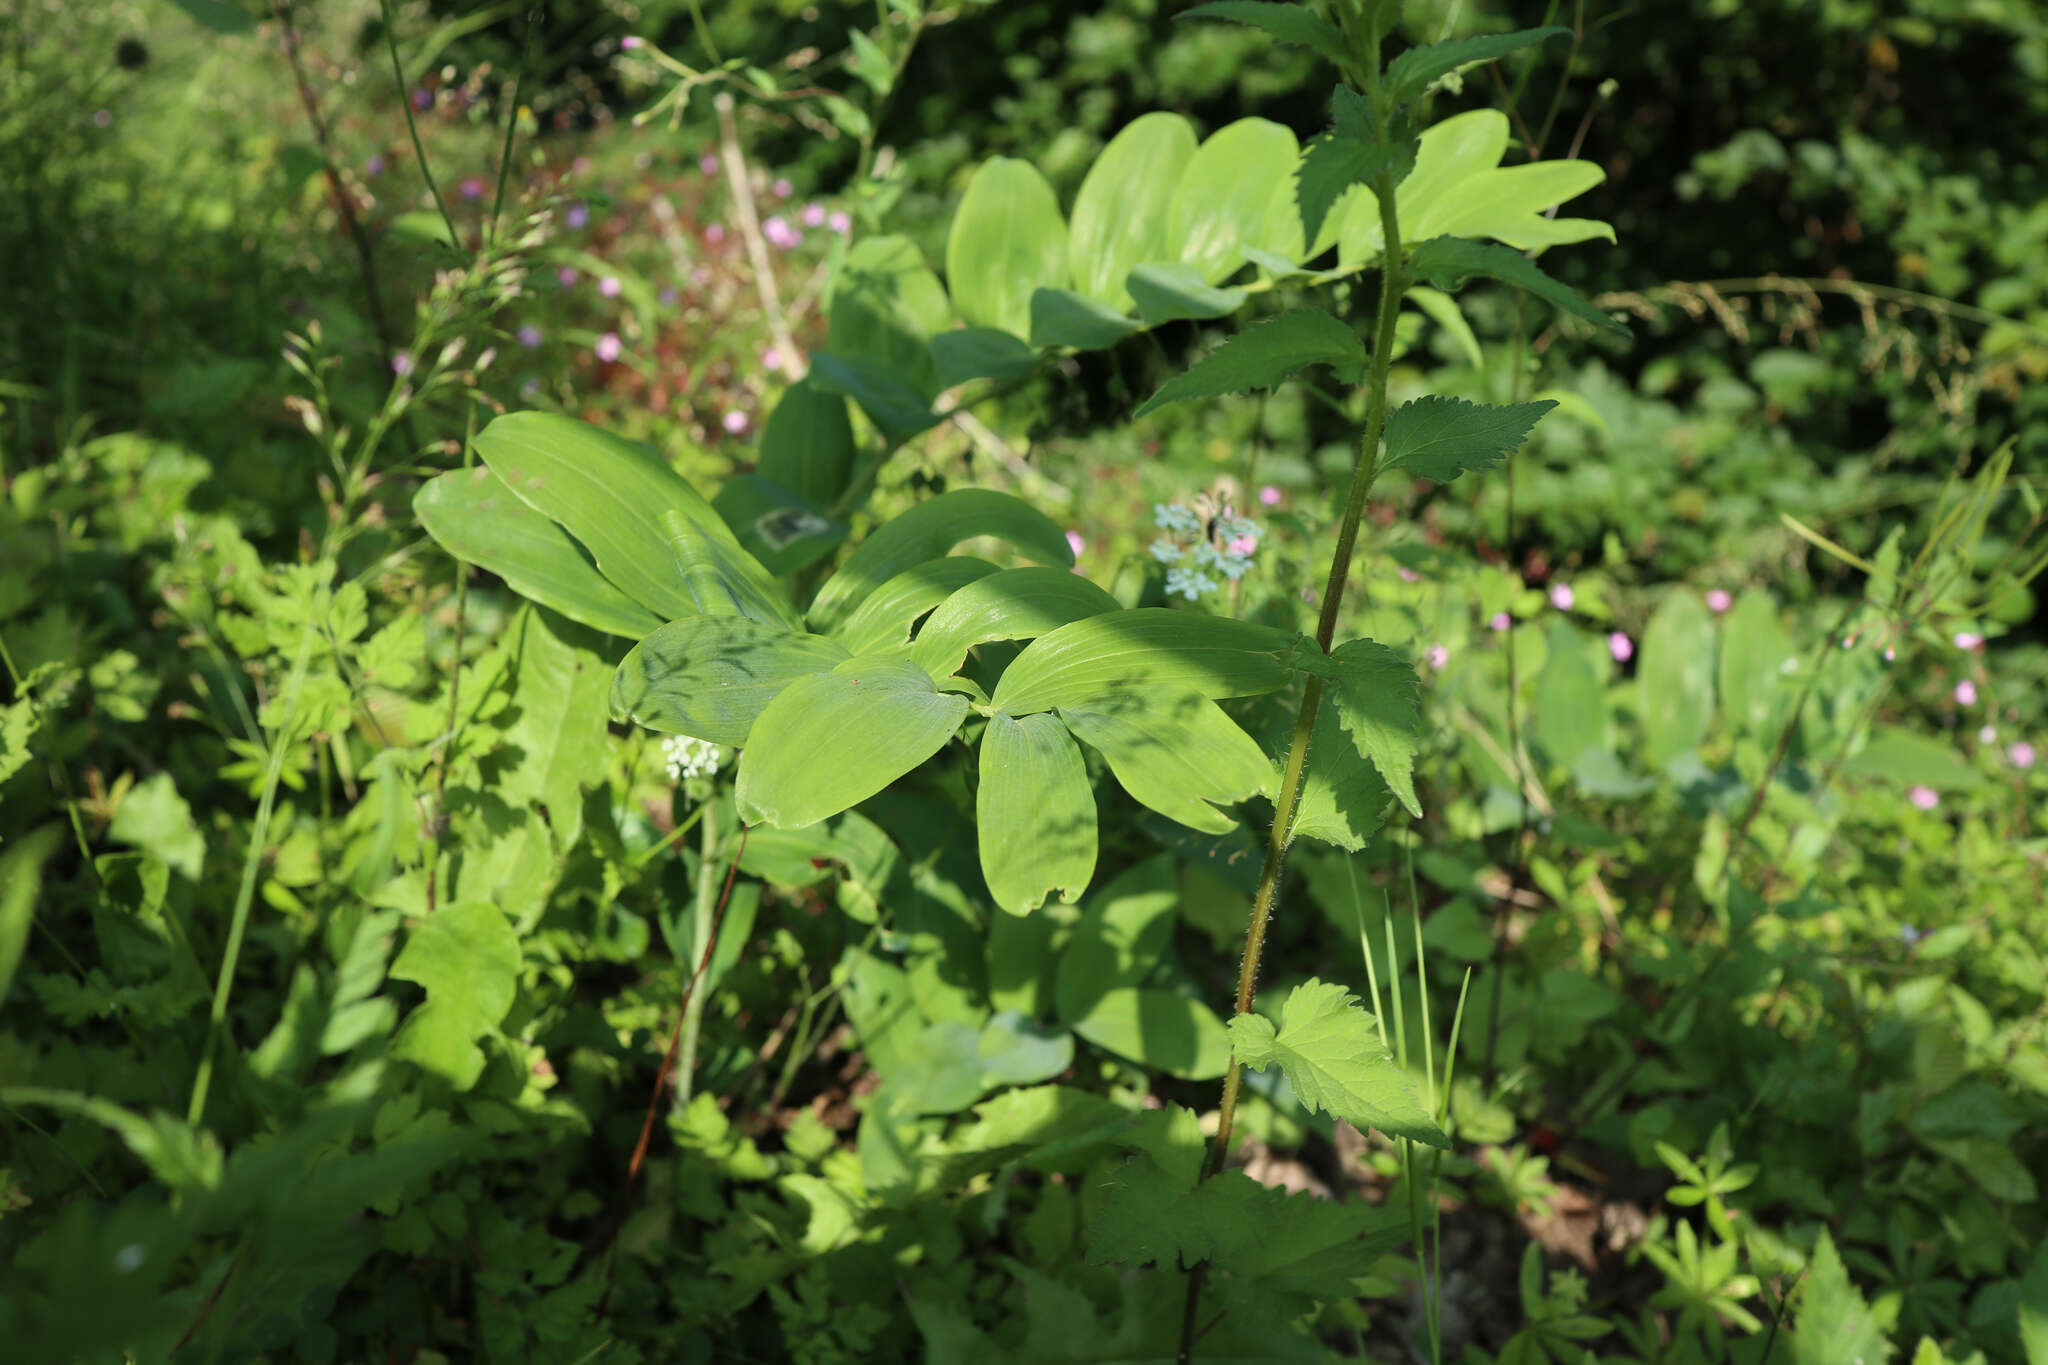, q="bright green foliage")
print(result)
[476,411,799,628]
[107,772,205,881]
[977,712,1097,914]
[1791,1230,1891,1362]
[992,608,1295,711]
[1533,622,1608,767]
[1384,27,1571,102]
[414,467,663,637]
[944,156,1068,338]
[828,235,951,399]
[830,556,999,656]
[1136,310,1366,417]
[1028,287,1144,350]
[1295,88,1417,245]
[806,488,1073,632]
[910,567,1121,680]
[1167,118,1302,284]
[611,615,850,746]
[1381,394,1557,483]
[1066,113,1198,311]
[737,657,971,827]
[0,827,64,1005]
[1125,262,1248,325]
[1228,978,1448,1147]
[1326,638,1426,818]
[388,901,521,1089]
[755,375,857,509]
[1060,689,1275,834]
[1290,697,1393,850]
